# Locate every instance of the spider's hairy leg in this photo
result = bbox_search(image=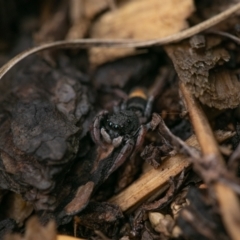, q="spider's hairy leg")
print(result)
[107,139,135,178]
[134,124,149,152]
[100,128,112,144]
[90,110,109,149]
[144,95,154,119]
[112,136,123,147]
